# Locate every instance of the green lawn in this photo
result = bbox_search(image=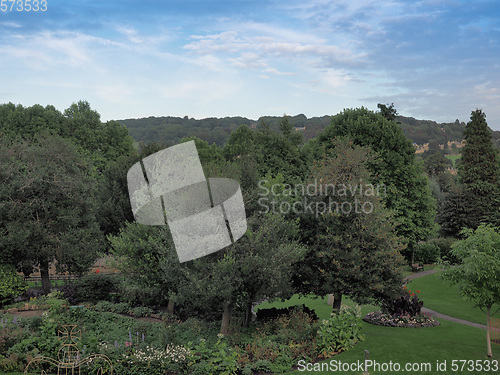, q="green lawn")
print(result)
[258,281,498,375]
[406,271,488,325]
[286,319,498,375]
[445,154,461,167]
